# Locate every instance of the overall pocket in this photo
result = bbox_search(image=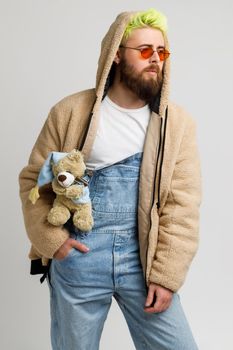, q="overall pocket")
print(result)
[92,173,139,214]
